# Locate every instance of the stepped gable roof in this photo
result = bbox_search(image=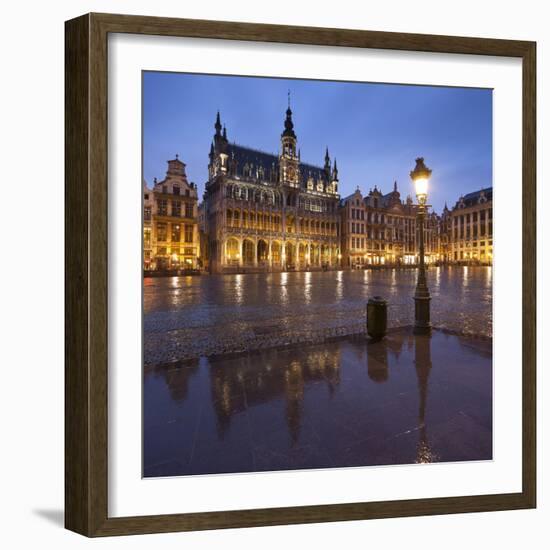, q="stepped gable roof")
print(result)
[341,193,357,203]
